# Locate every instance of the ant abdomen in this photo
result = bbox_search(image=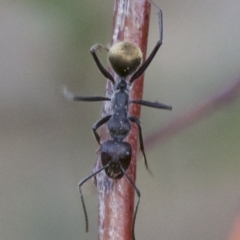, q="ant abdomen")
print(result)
[108,41,142,77]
